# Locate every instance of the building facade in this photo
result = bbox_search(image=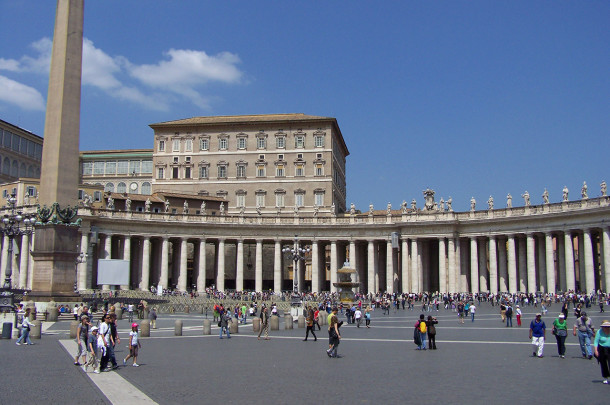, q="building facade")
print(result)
[0,119,43,183]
